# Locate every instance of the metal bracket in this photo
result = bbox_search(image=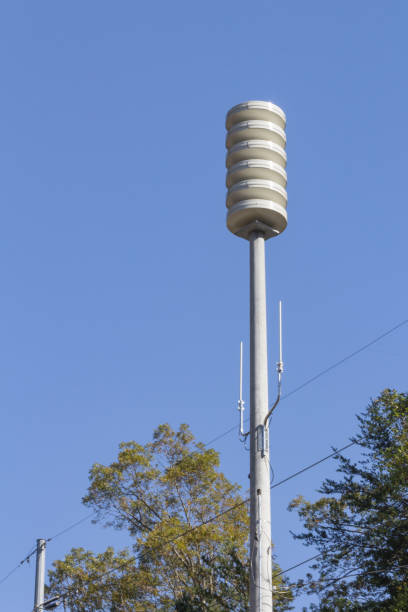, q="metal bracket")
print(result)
[256,424,269,457]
